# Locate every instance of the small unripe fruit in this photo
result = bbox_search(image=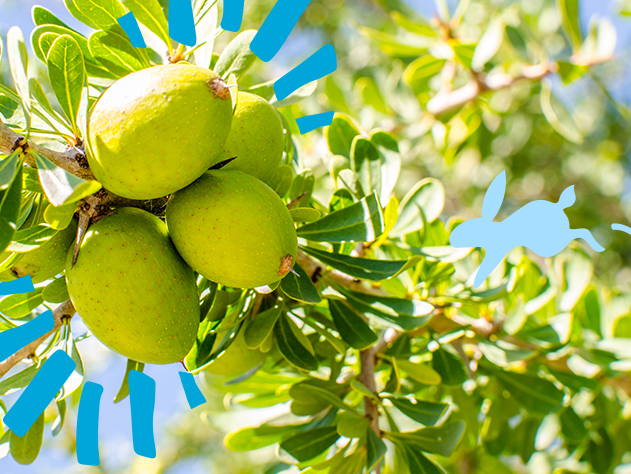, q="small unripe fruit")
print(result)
[221,92,284,185]
[66,208,199,364]
[166,170,297,288]
[10,222,76,283]
[88,64,233,199]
